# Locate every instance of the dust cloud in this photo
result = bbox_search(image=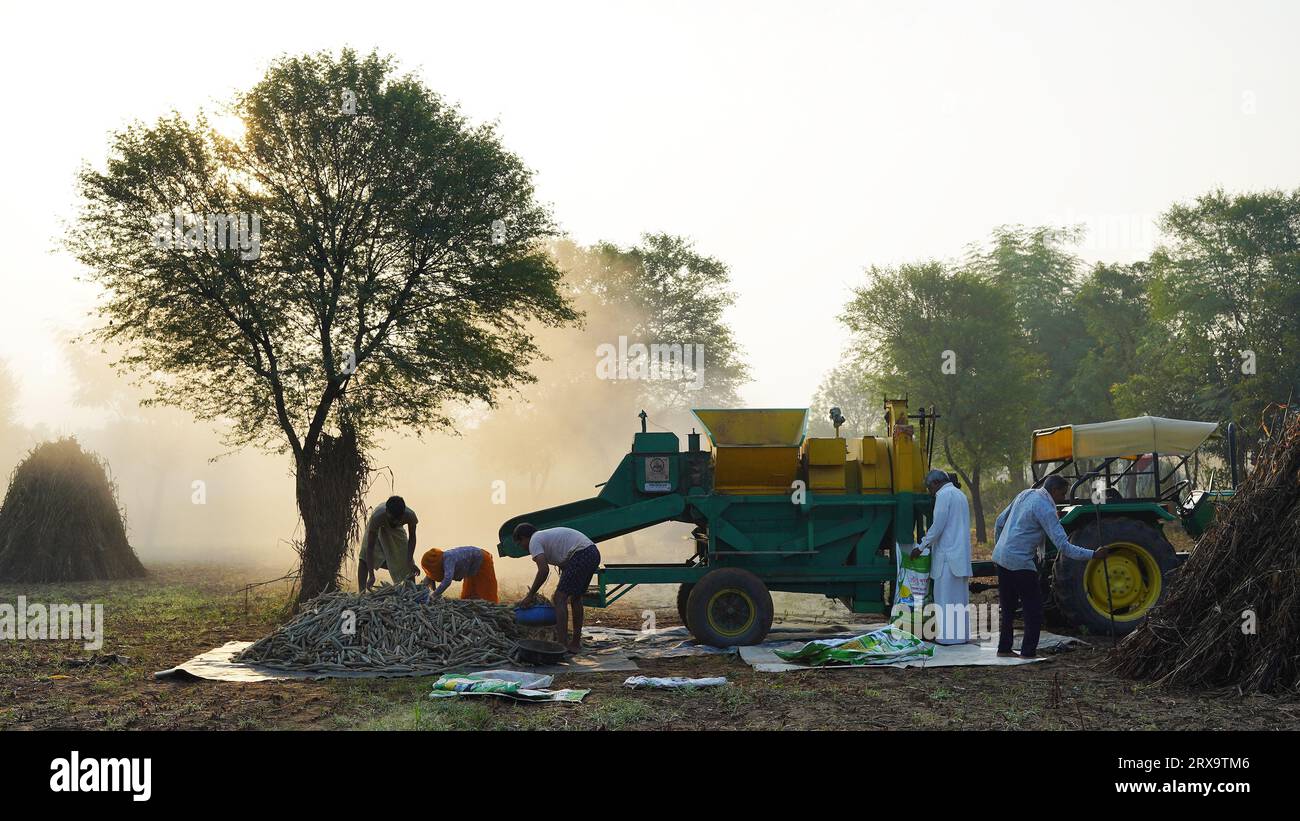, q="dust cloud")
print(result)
[0,250,709,597]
